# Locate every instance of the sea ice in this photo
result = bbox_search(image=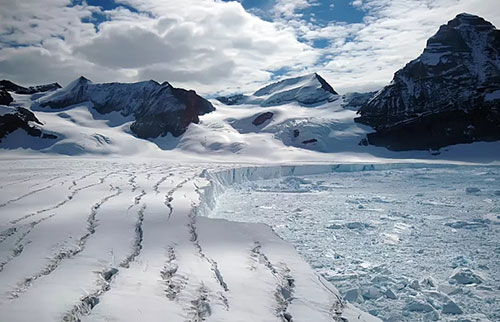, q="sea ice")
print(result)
[450,269,483,285]
[442,300,463,315]
[210,166,500,321]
